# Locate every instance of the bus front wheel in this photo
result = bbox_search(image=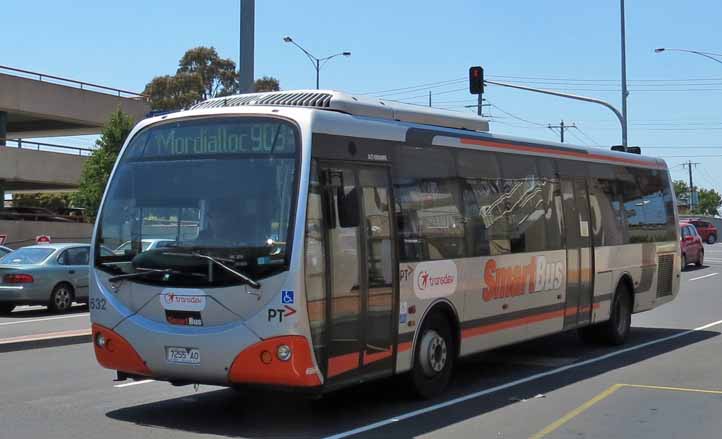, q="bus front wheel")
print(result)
[411,312,455,399]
